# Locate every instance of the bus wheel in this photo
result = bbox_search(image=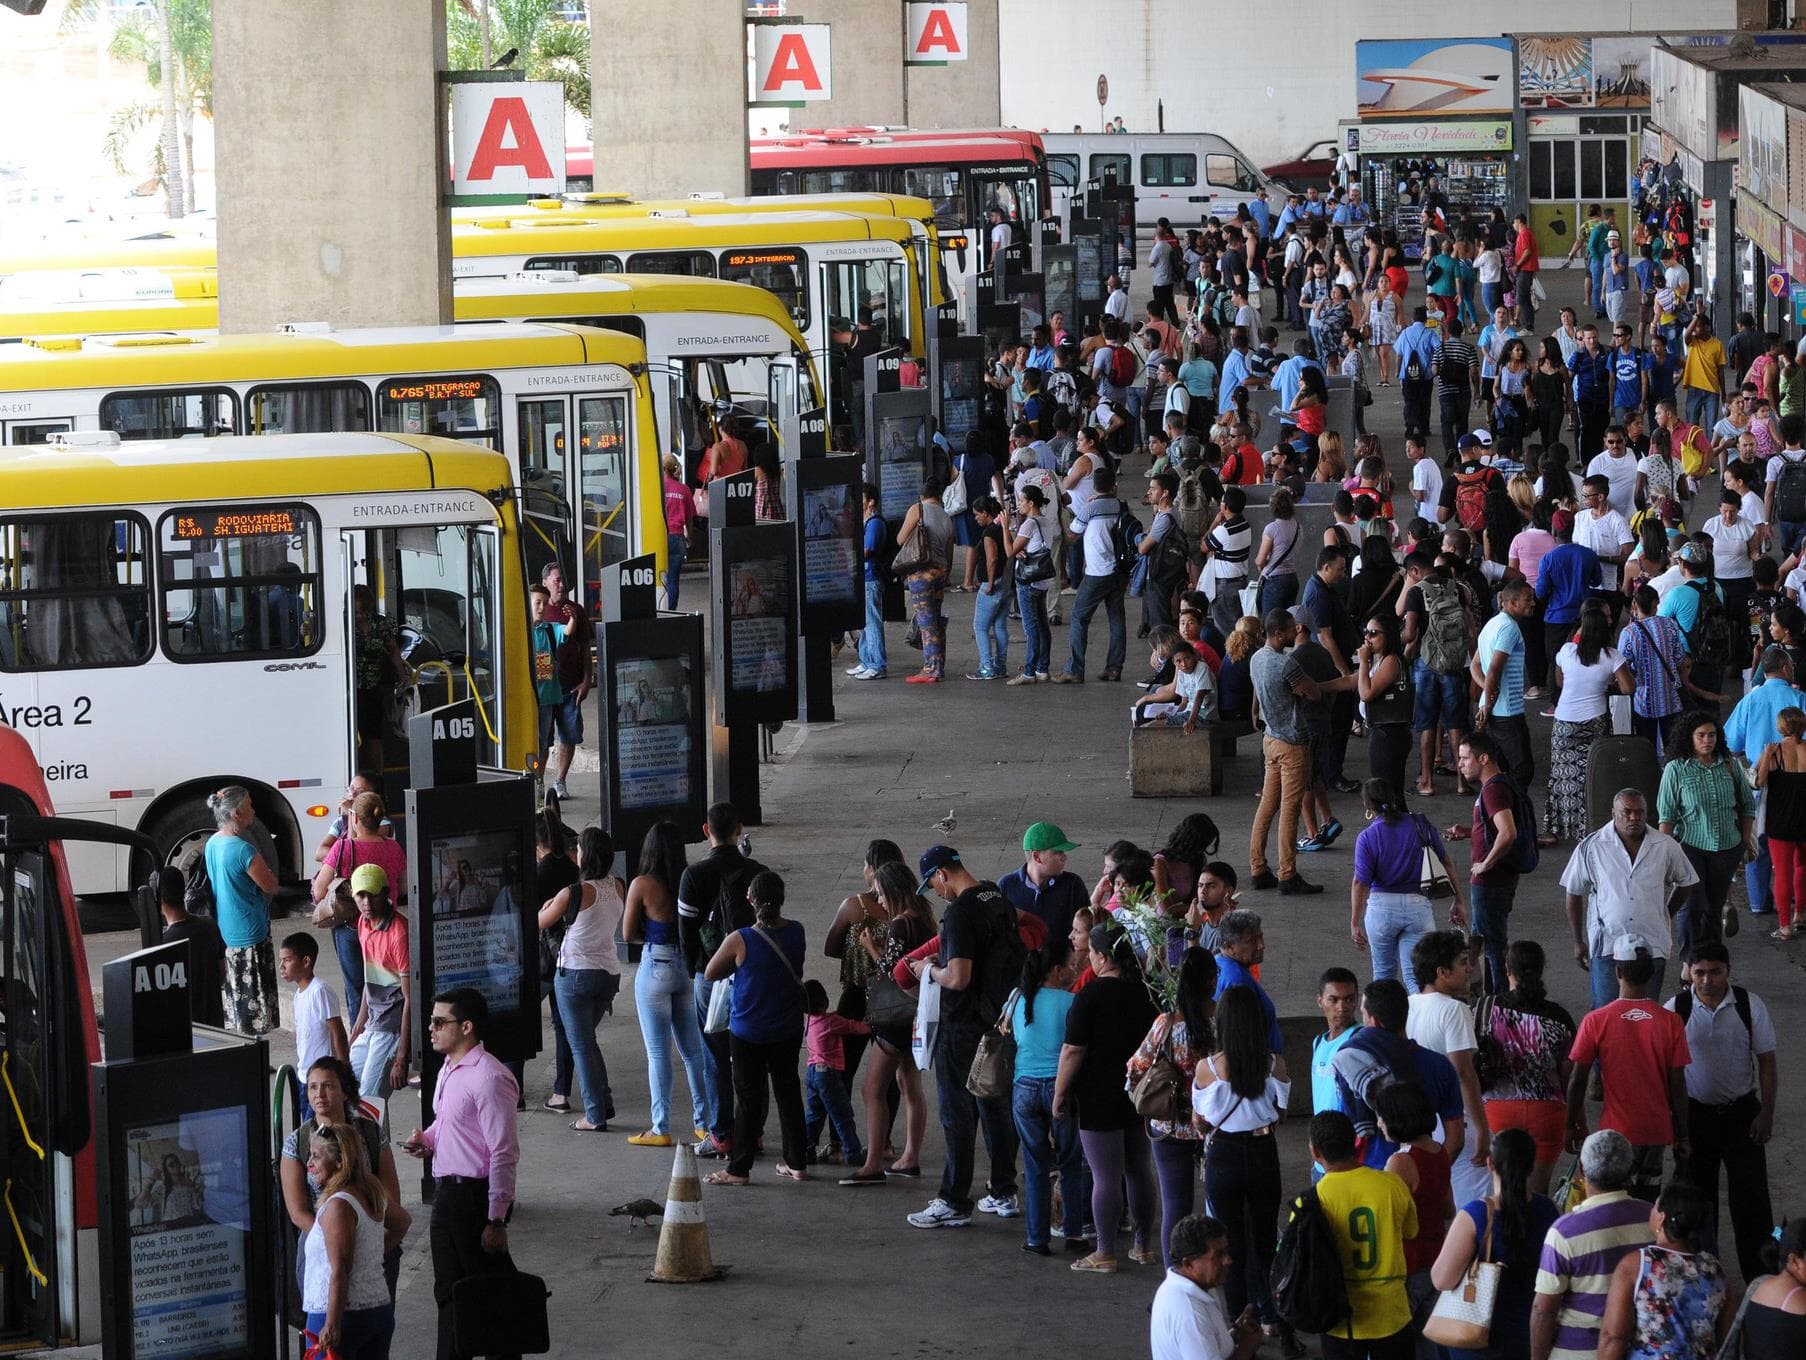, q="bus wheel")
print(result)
[143,799,216,887]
